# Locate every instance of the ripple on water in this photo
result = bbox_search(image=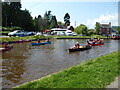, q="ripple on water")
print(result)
[2,39,119,88]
